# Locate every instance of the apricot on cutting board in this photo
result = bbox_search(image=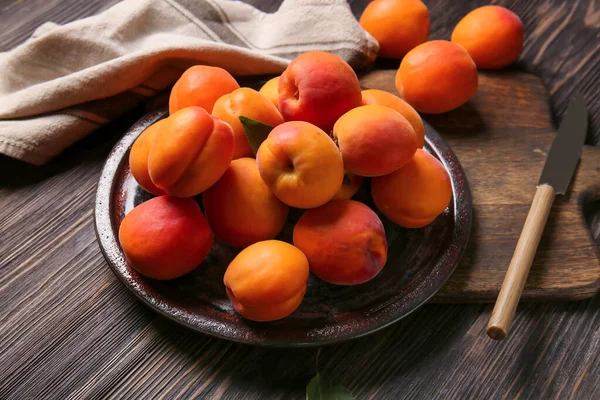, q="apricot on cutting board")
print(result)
[395,40,478,114]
